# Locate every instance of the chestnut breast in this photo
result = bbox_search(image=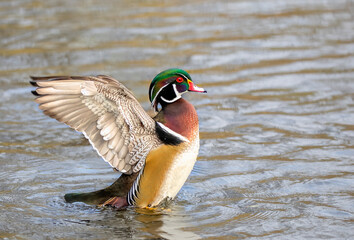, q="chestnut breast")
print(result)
[161,98,199,142]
